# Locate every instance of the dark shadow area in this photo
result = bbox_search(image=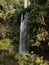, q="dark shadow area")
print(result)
[30,46,49,61]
